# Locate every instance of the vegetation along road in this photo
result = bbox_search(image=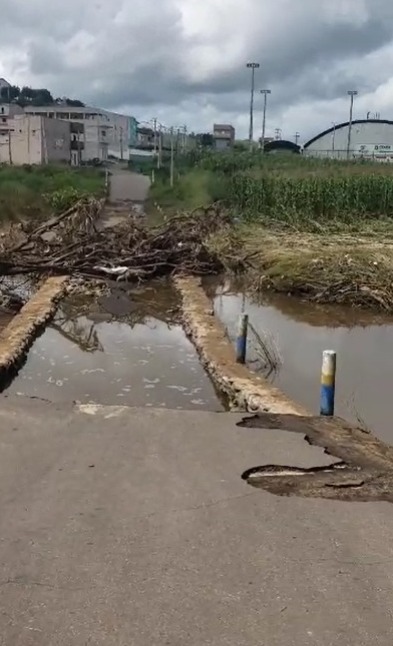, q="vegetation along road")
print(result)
[151,151,393,311]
